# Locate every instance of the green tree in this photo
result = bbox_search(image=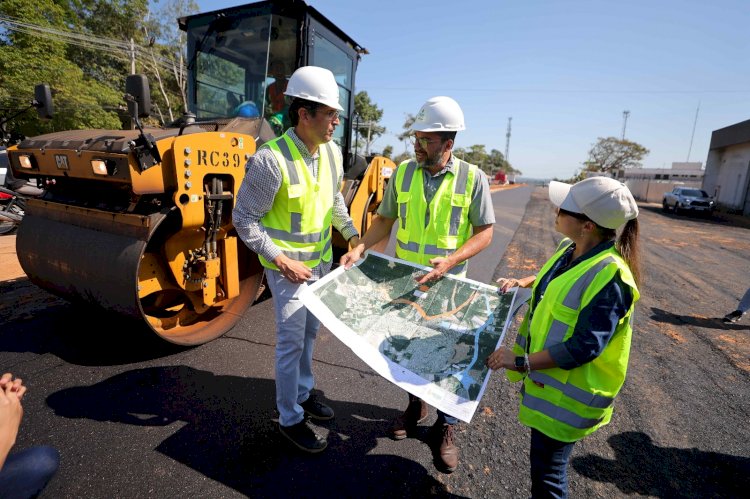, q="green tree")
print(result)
[0,0,123,137]
[397,113,415,152]
[66,0,150,84]
[454,144,491,174]
[586,136,649,174]
[381,145,393,159]
[393,151,411,165]
[146,0,200,120]
[354,91,385,155]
